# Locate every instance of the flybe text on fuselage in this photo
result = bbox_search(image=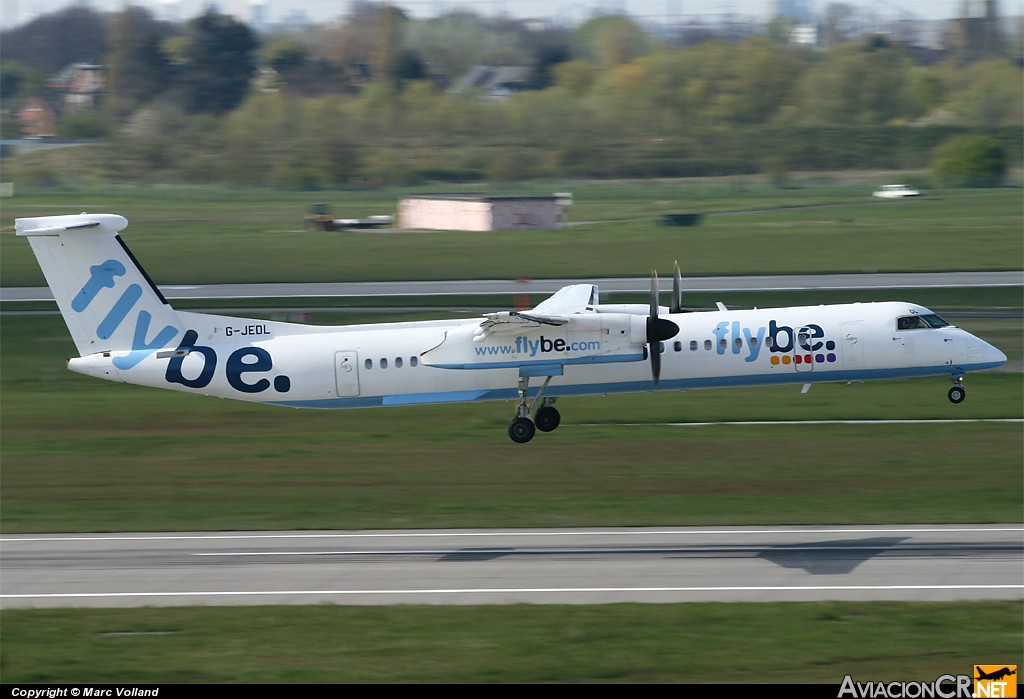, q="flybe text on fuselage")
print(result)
[164,329,292,394]
[475,336,604,358]
[708,319,839,365]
